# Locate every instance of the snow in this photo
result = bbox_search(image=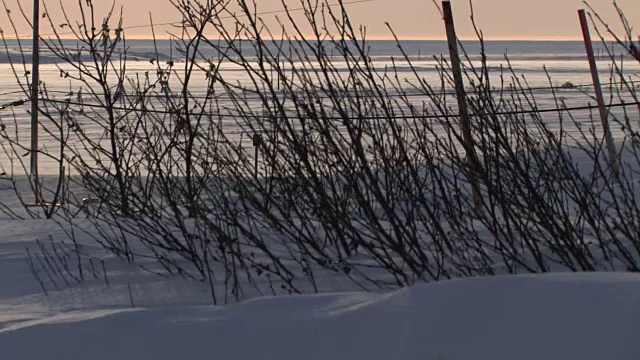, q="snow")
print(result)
[1,273,639,359]
[2,215,640,360]
[1,35,640,360]
[2,163,640,359]
[3,144,640,359]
